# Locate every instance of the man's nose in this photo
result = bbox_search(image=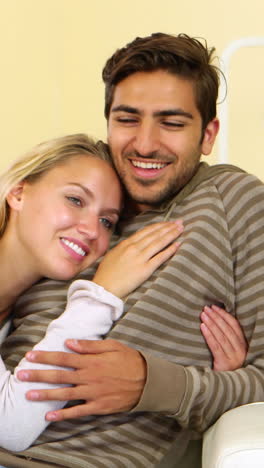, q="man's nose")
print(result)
[77,215,99,240]
[132,122,160,156]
